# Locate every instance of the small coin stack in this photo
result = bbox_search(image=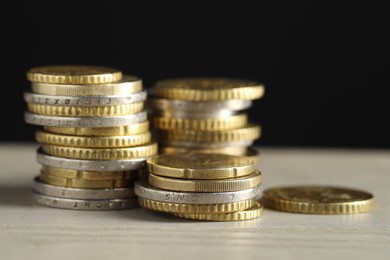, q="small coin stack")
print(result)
[135,153,263,221]
[24,65,157,210]
[148,78,264,161]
